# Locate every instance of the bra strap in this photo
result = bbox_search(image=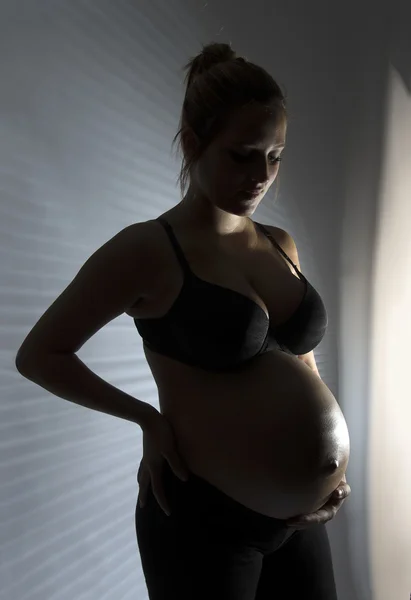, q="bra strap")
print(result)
[255,222,304,279]
[156,217,192,277]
